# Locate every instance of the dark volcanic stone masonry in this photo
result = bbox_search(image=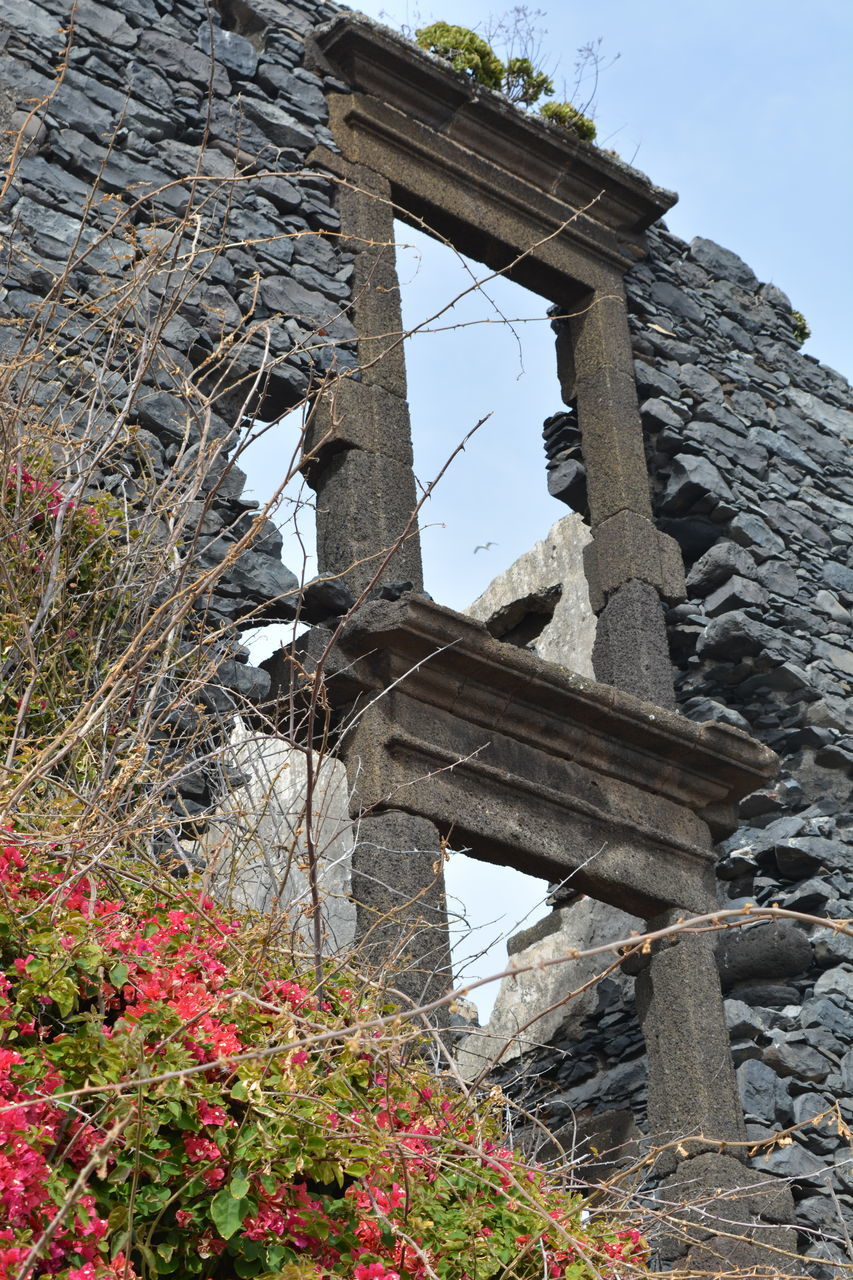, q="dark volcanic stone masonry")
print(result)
[0,0,354,819]
[538,221,852,1274]
[644,227,853,1274]
[1,0,852,1269]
